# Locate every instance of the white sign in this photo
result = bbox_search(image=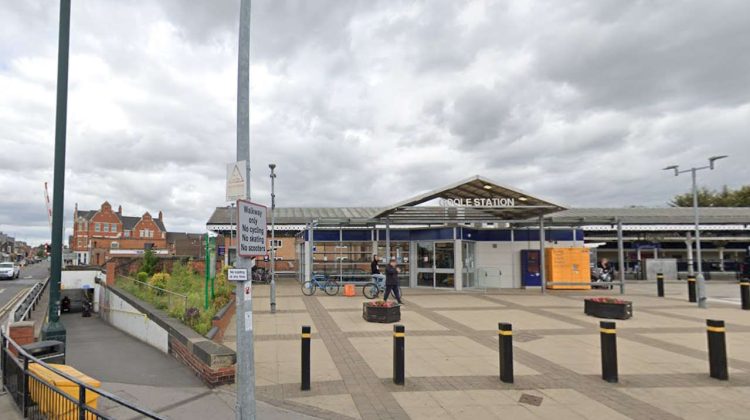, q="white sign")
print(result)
[243,283,252,301]
[228,268,248,282]
[237,199,268,257]
[244,311,253,331]
[226,161,248,202]
[439,197,515,207]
